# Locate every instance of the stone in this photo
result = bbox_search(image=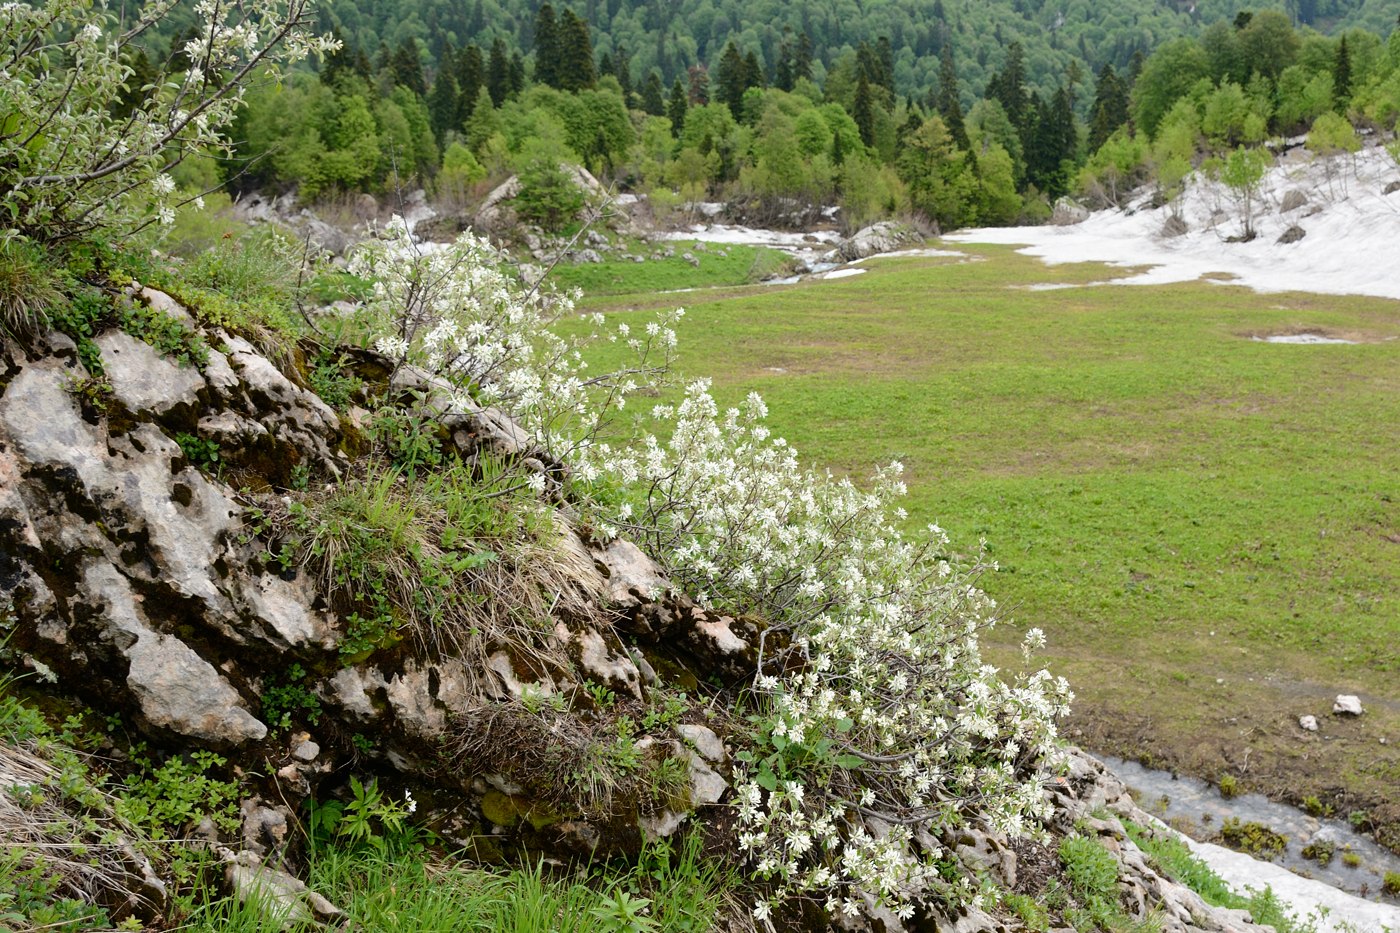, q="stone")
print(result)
[1384,180,1400,196]
[240,800,291,858]
[593,537,670,606]
[1276,225,1306,244]
[1051,197,1091,226]
[1299,715,1319,732]
[675,723,725,764]
[1280,189,1309,212]
[96,330,205,418]
[682,251,699,267]
[137,286,195,326]
[291,740,320,763]
[823,221,923,262]
[225,851,344,928]
[570,249,603,264]
[1333,694,1364,715]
